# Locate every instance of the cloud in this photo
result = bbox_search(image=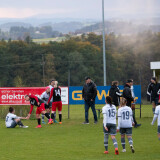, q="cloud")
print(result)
[0,7,77,18]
